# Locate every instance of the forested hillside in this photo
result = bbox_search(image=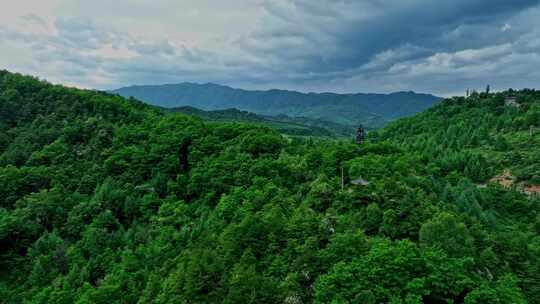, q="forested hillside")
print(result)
[378,90,540,190]
[169,106,355,138]
[1,71,539,303]
[112,83,441,129]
